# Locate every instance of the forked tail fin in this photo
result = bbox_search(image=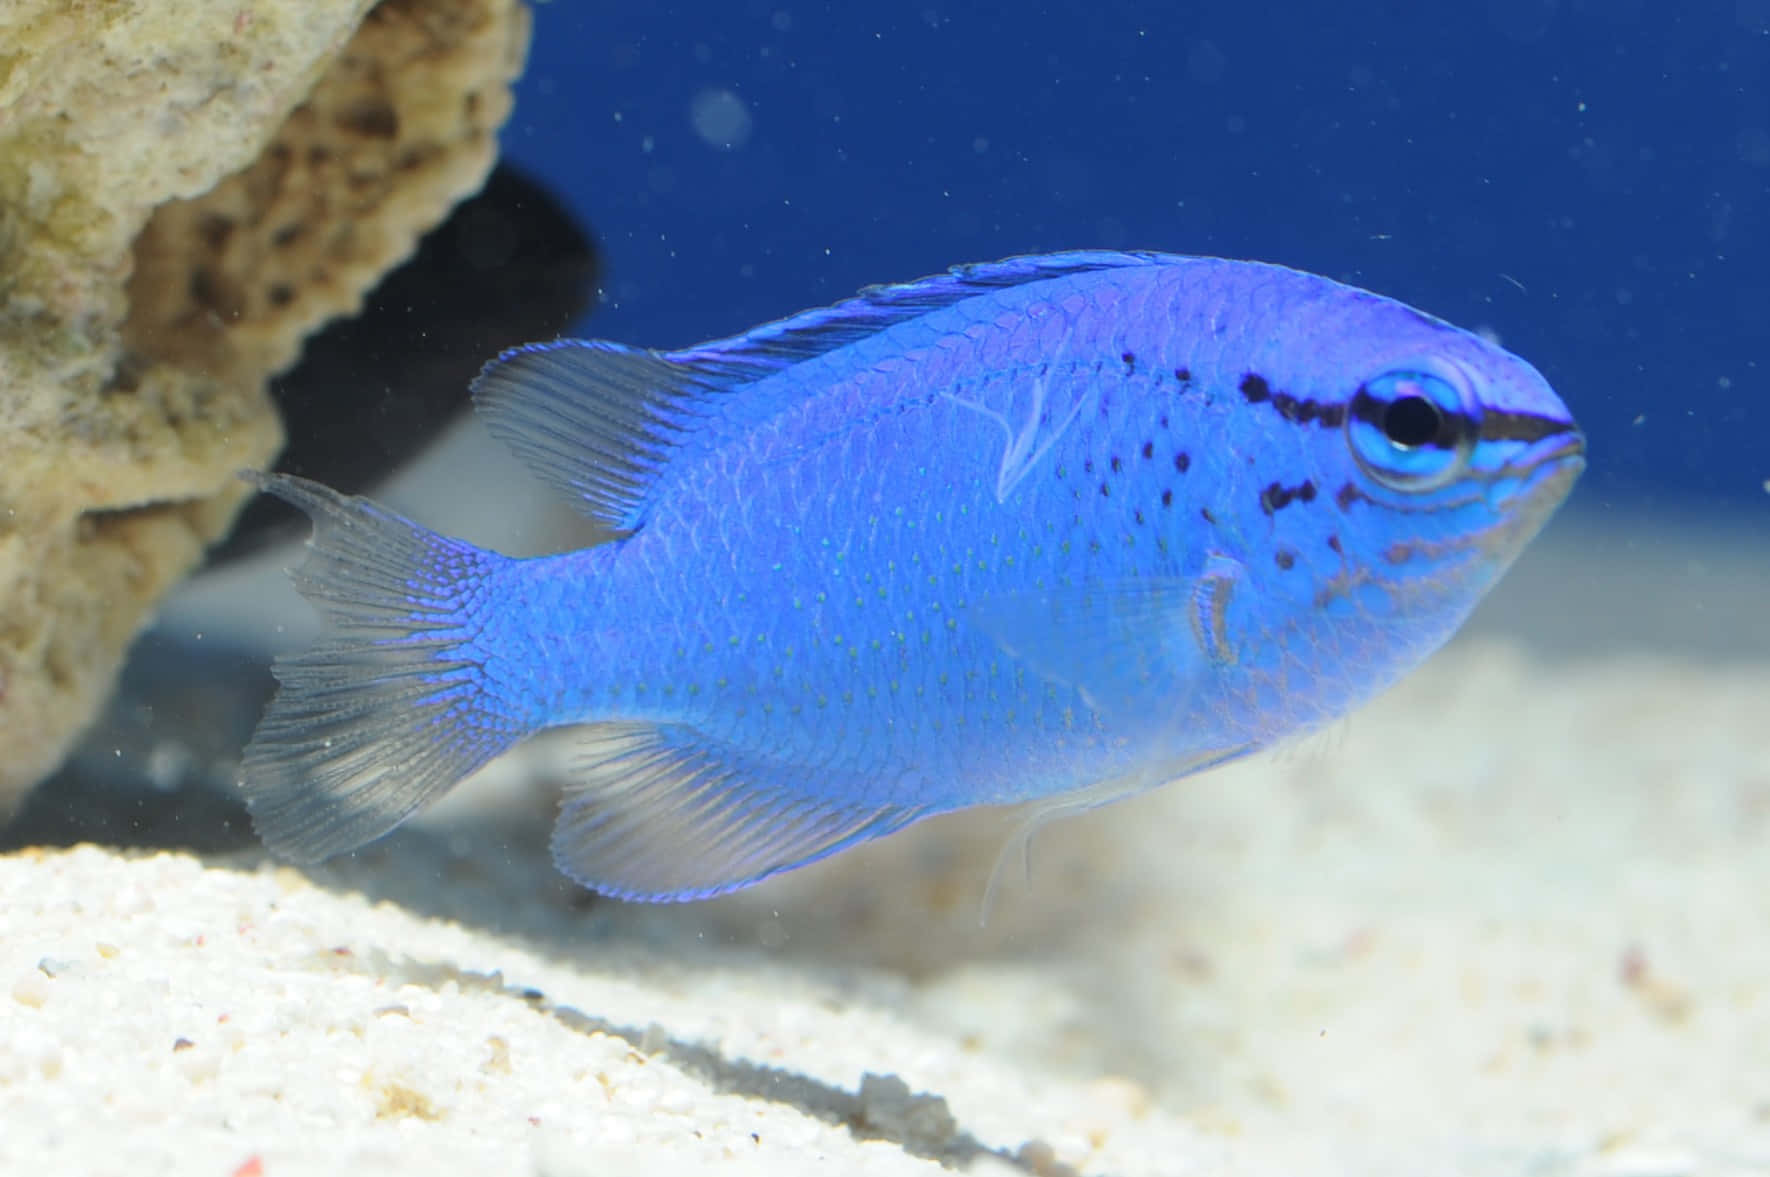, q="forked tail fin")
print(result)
[239,473,526,862]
